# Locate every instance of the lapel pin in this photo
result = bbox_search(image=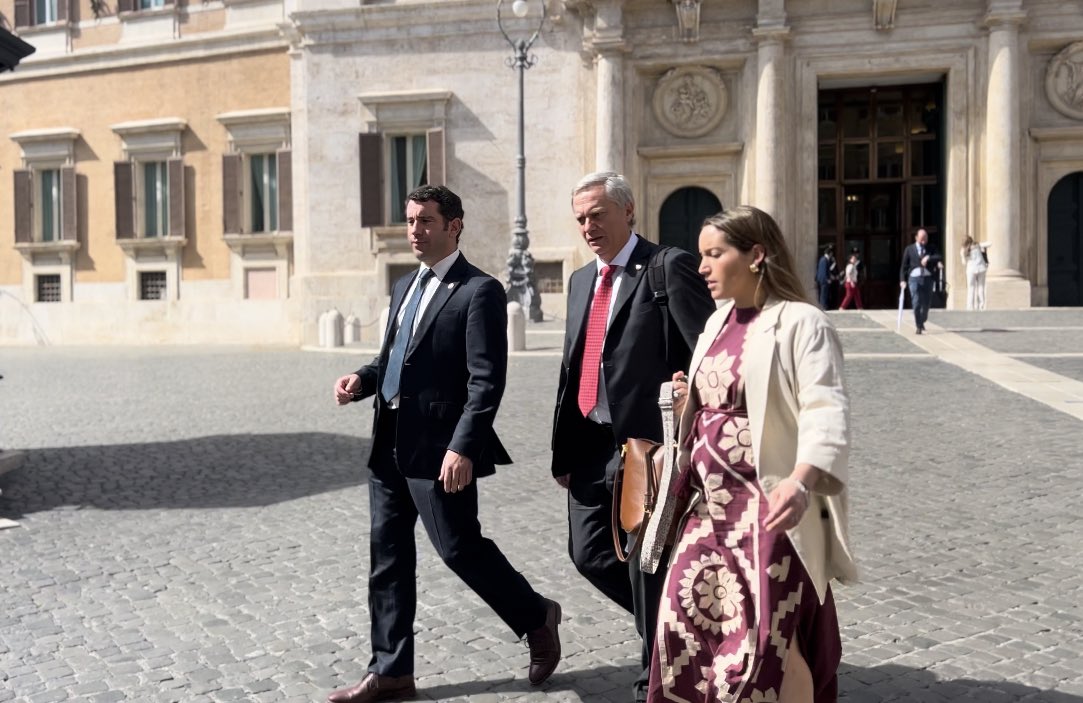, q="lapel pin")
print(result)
[635,264,643,271]
[447,282,454,289]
